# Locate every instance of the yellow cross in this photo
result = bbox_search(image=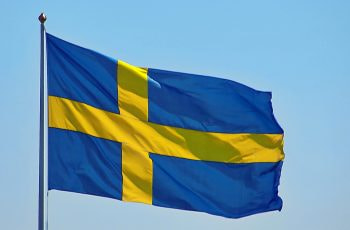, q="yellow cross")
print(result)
[49,60,284,205]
